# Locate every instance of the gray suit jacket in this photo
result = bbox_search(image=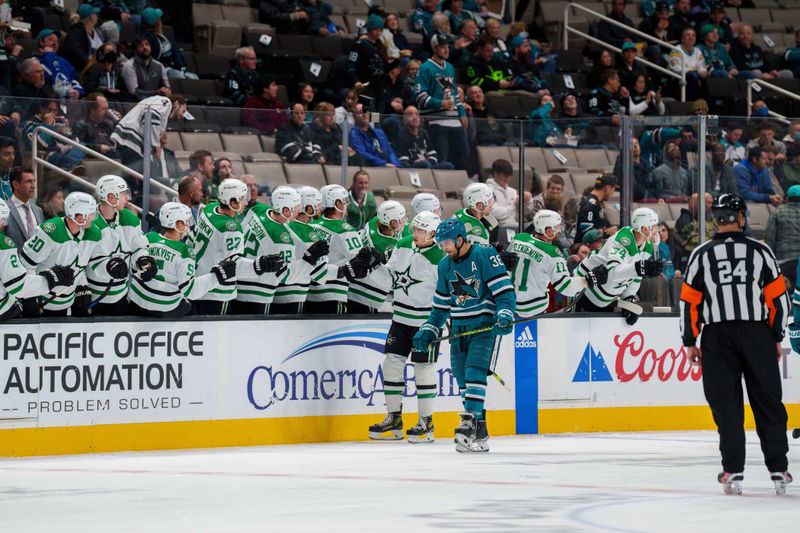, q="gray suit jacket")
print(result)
[5,199,44,250]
